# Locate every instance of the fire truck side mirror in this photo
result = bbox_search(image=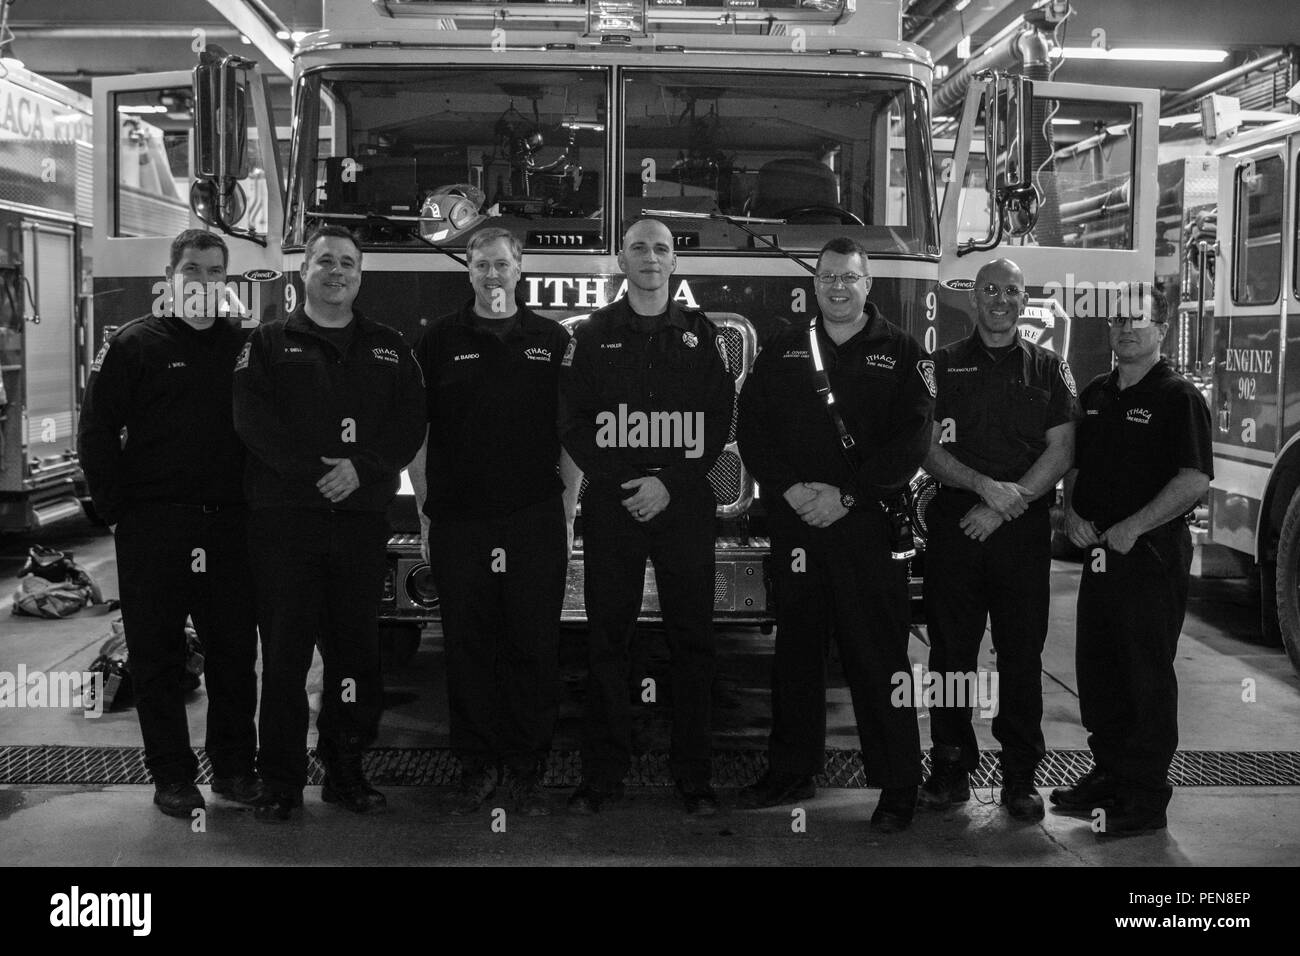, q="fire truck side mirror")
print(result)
[190,179,247,231]
[959,73,1039,255]
[193,47,251,183]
